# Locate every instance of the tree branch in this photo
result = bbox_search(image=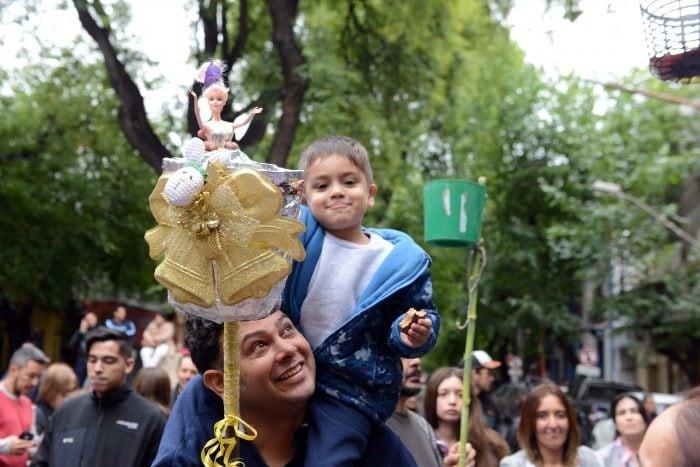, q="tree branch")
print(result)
[265,0,309,167]
[72,0,169,174]
[596,81,700,112]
